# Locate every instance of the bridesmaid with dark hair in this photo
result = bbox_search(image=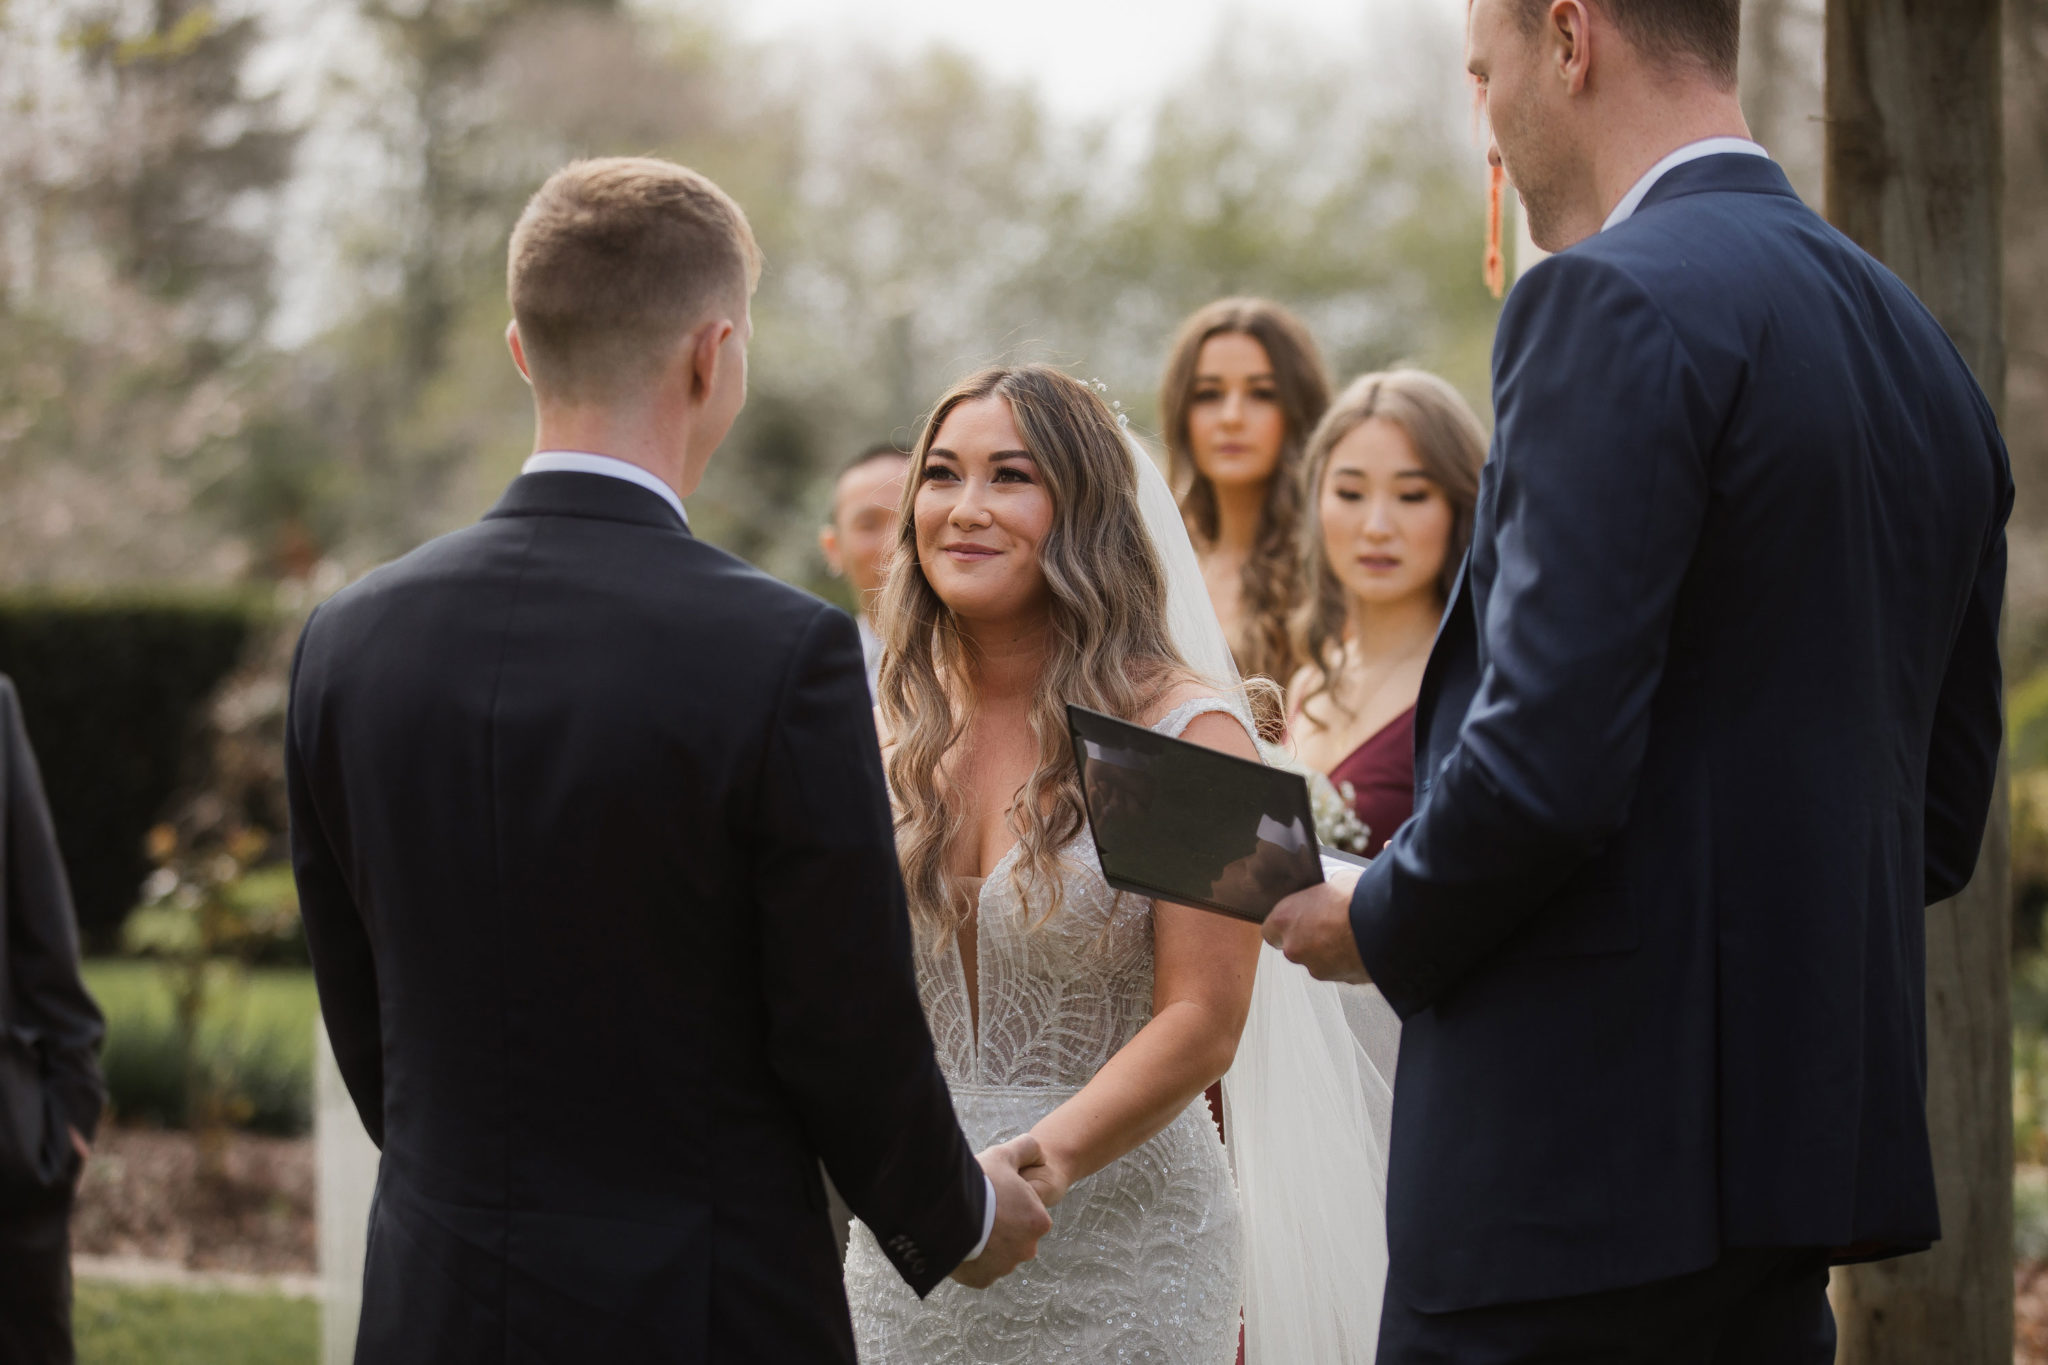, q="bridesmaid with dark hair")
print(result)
[1159,298,1332,705]
[1287,369,1485,856]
